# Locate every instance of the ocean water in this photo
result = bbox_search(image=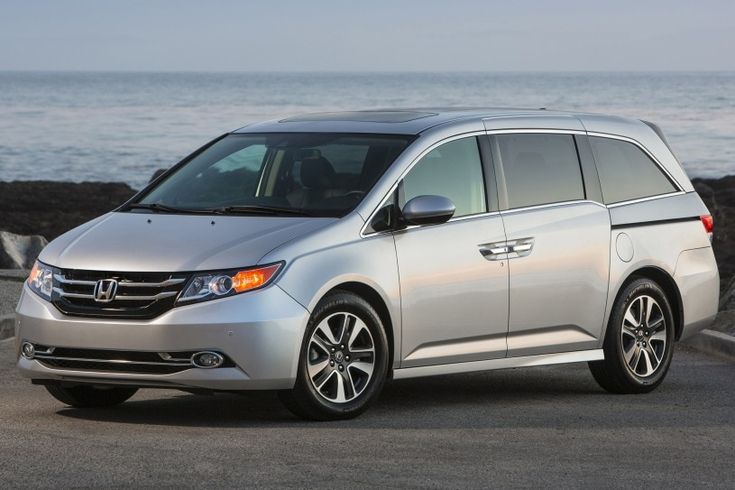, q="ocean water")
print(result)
[0,71,733,189]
